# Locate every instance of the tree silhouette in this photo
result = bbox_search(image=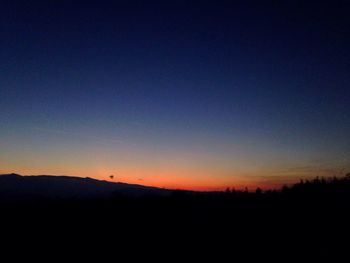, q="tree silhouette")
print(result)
[255,187,262,195]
